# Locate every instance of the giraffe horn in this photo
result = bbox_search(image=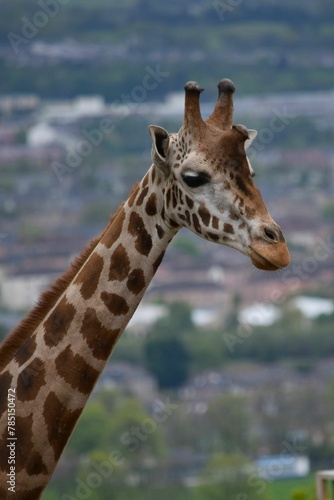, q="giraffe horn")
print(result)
[206,78,235,130]
[183,81,205,135]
